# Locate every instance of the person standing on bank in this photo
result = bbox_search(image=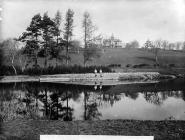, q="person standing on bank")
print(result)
[94,68,97,77]
[100,69,103,77]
